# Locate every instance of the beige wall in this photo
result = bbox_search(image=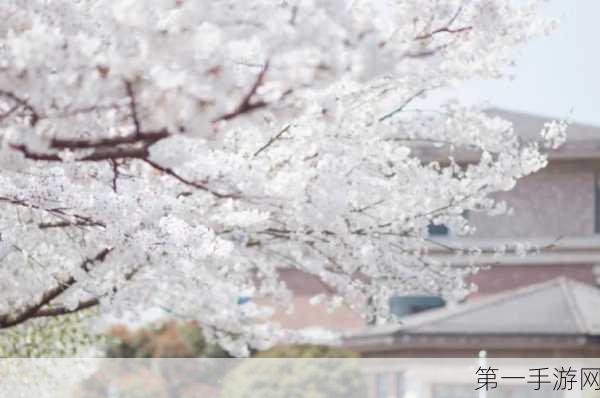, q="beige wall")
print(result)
[471,160,597,239]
